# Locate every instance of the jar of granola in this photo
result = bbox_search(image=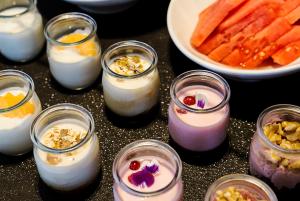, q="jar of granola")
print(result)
[249,104,300,189]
